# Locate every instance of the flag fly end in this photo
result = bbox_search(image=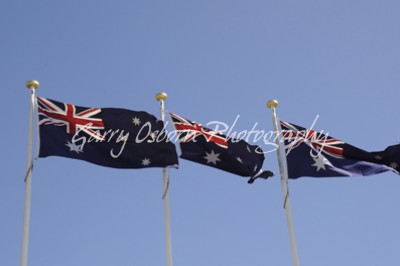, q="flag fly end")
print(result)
[247,170,274,184]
